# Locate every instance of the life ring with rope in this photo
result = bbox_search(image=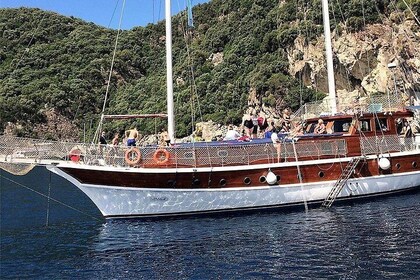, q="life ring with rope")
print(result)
[153,149,170,165]
[124,147,142,166]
